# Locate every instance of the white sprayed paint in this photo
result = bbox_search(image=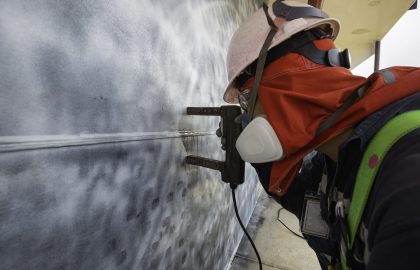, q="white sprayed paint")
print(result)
[0,0,263,269]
